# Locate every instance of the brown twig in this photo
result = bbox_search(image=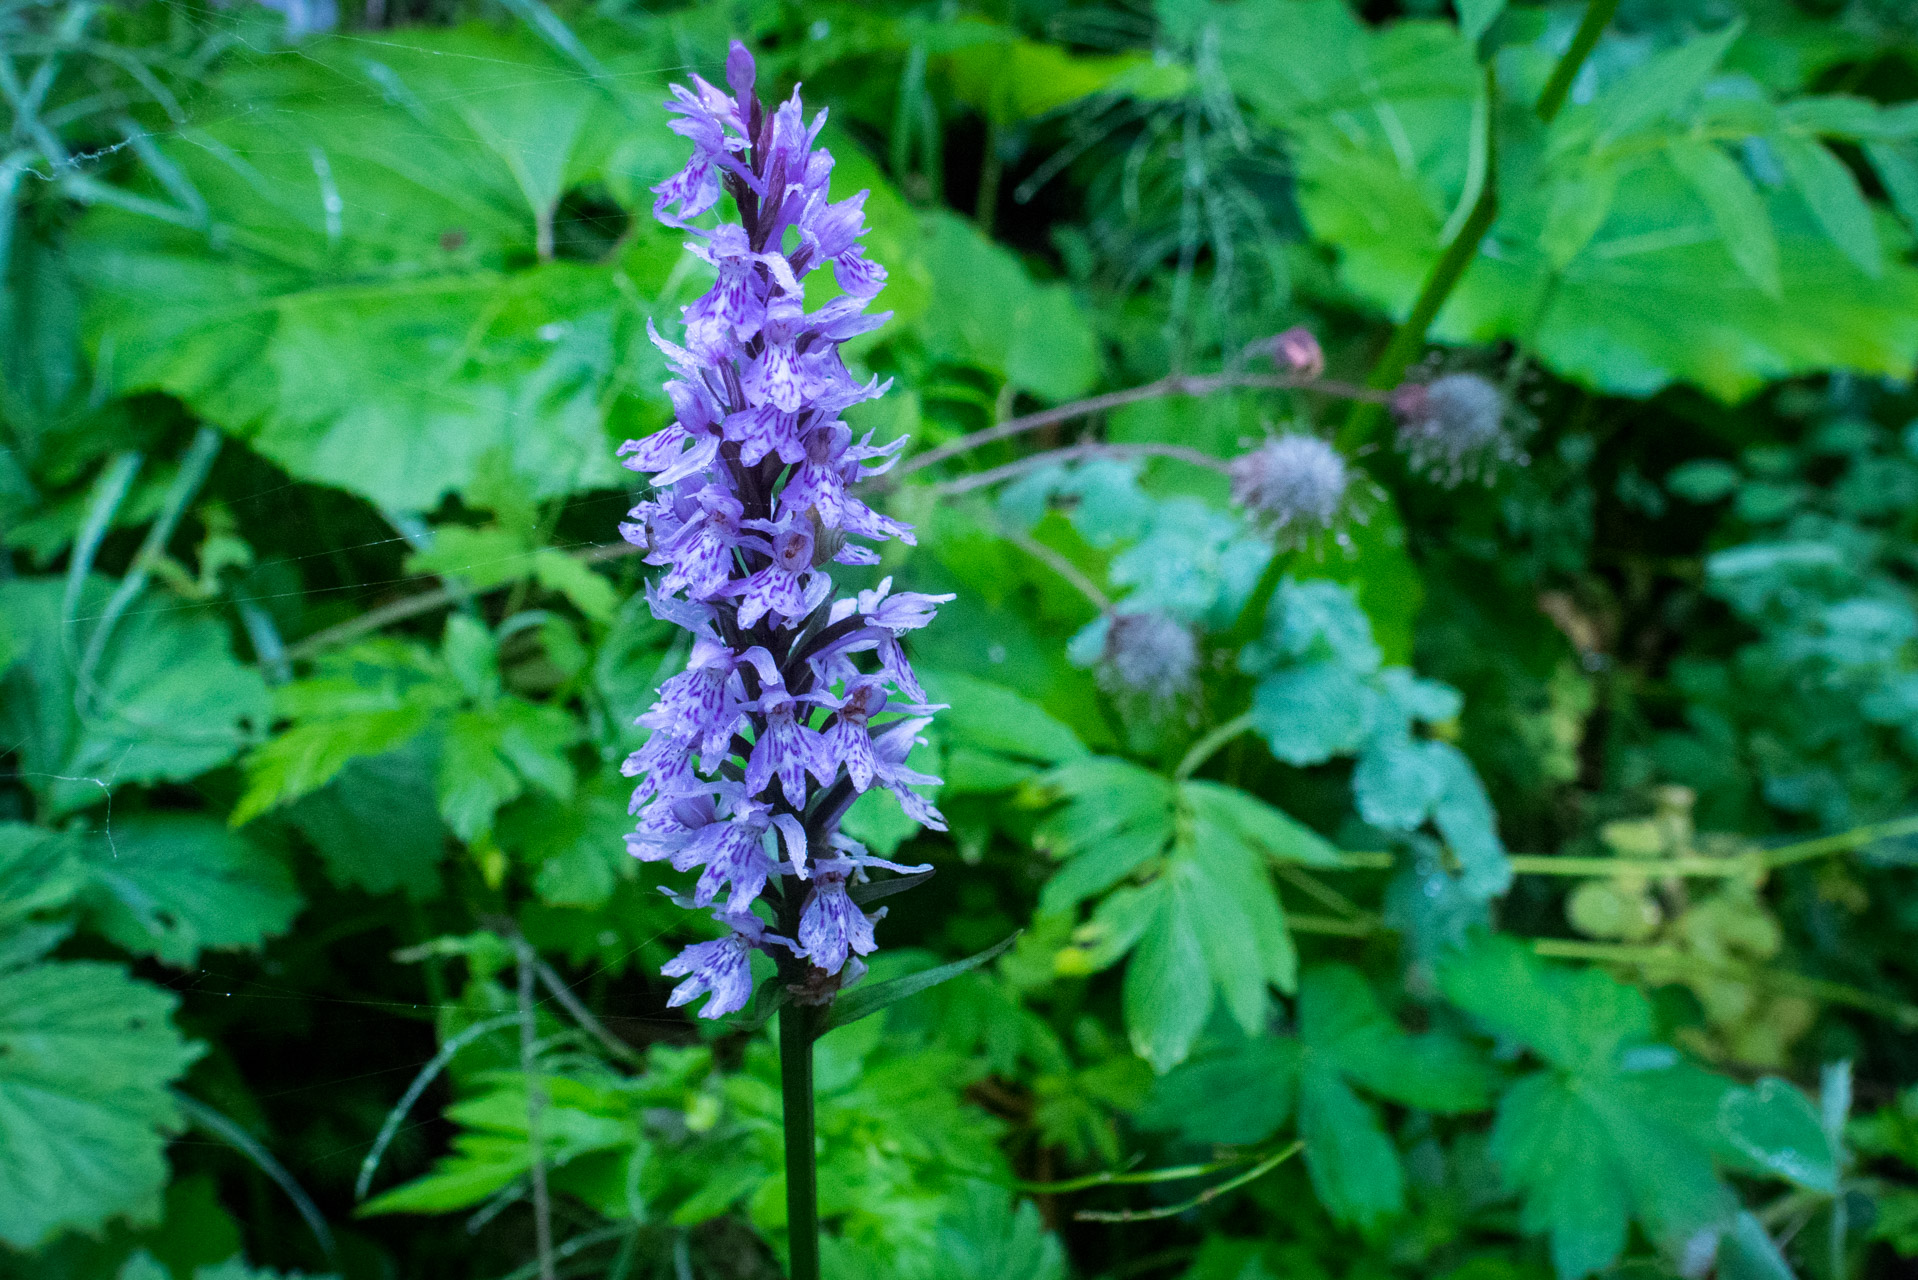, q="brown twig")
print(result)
[897,373,1390,479]
[934,441,1233,499]
[281,541,642,662]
